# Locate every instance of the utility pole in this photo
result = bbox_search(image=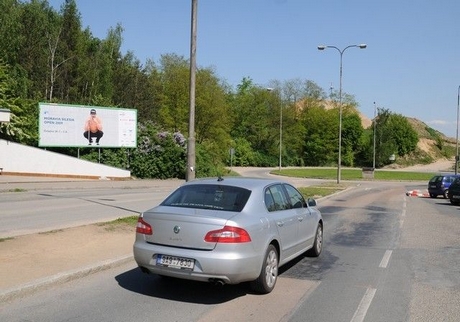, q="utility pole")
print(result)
[186,0,197,181]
